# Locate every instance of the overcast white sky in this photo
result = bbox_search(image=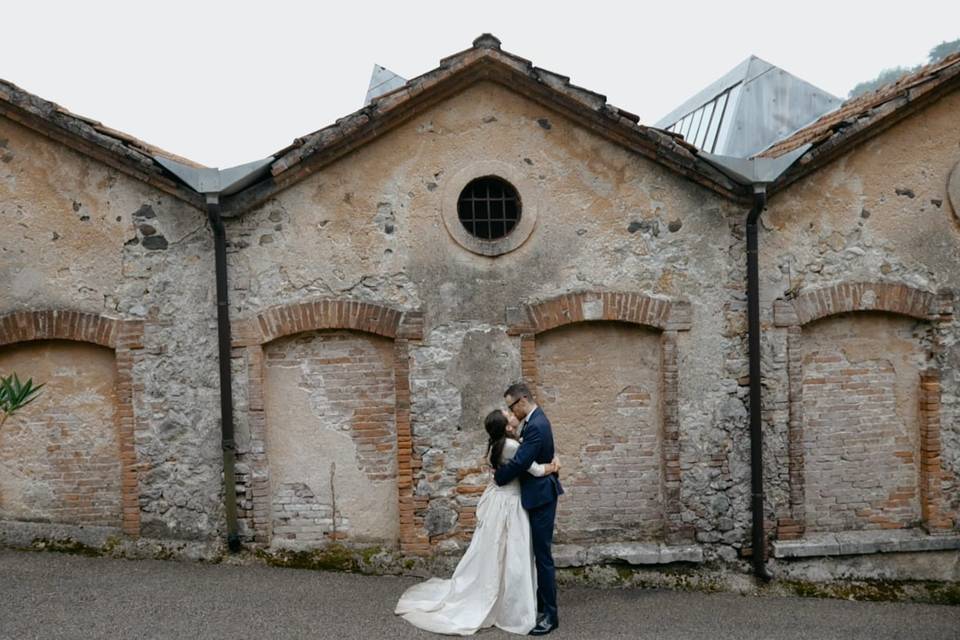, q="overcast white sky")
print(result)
[5,1,959,168]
